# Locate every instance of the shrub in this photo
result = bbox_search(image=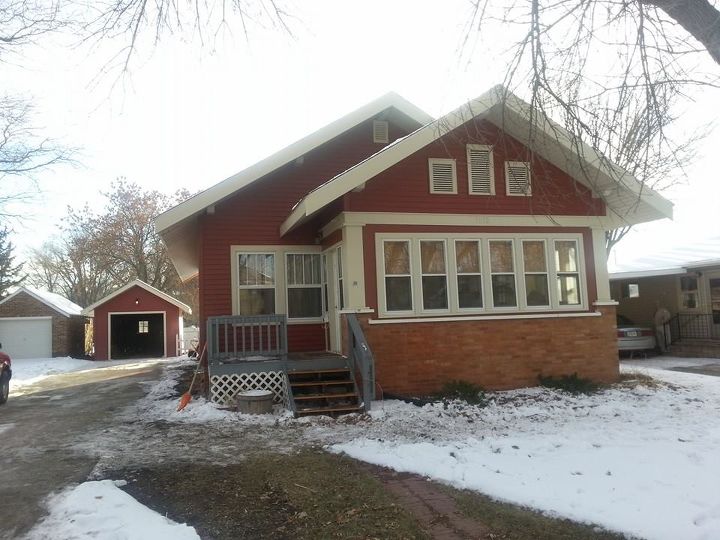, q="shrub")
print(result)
[440,380,486,405]
[538,373,598,394]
